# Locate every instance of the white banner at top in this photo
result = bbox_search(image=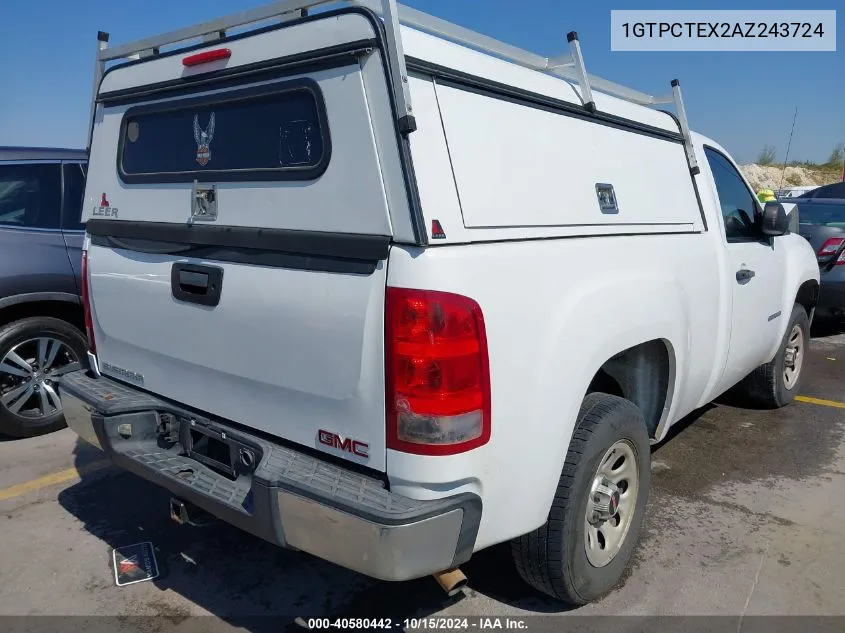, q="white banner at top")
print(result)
[610,10,836,52]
